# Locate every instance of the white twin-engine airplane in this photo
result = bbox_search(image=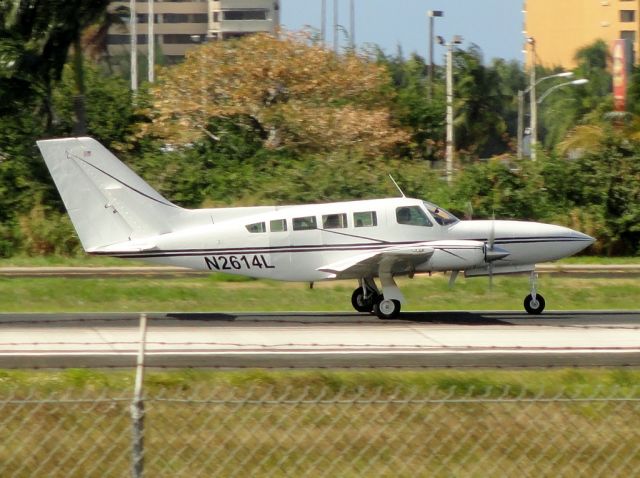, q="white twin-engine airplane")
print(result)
[38,137,595,319]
